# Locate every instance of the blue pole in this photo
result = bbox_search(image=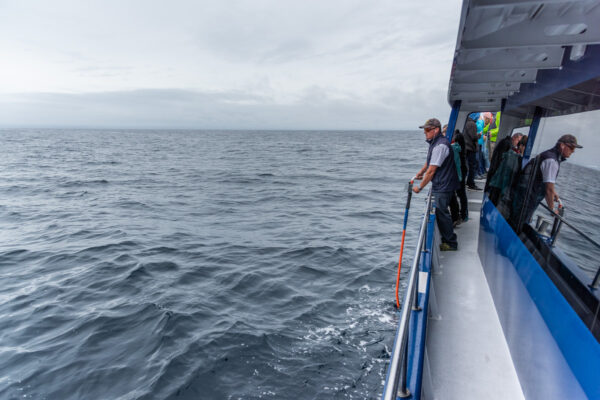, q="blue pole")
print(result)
[522,106,543,164]
[446,100,461,142]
